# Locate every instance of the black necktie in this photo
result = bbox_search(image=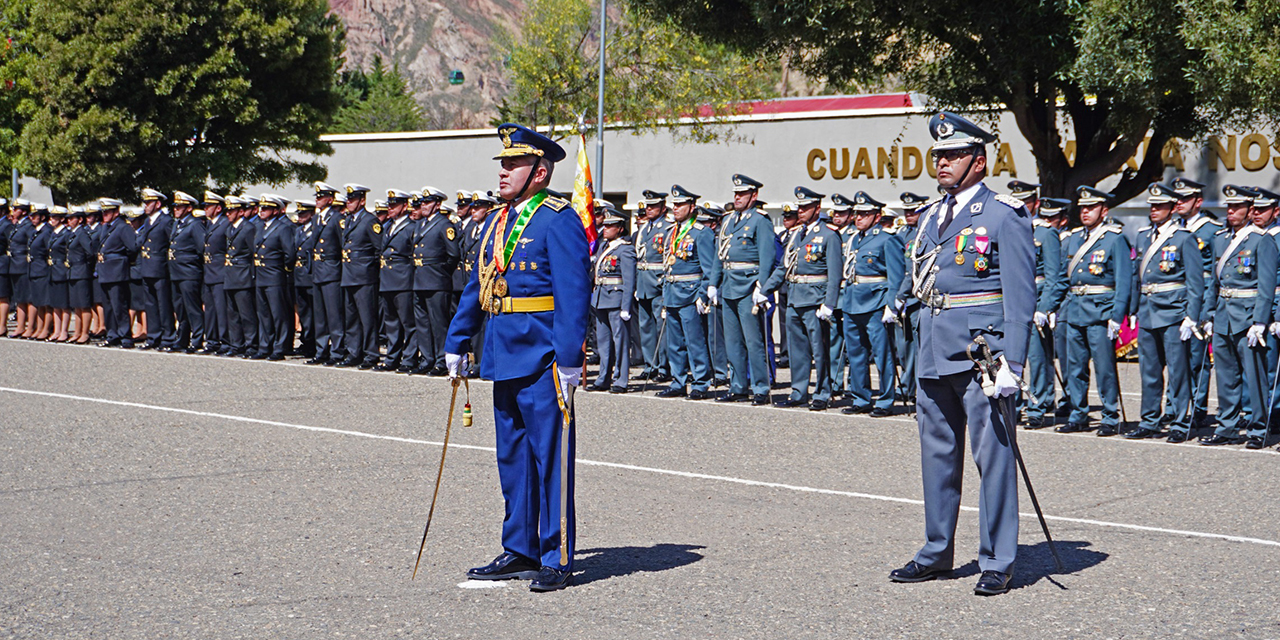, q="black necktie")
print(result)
[939,197,956,236]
